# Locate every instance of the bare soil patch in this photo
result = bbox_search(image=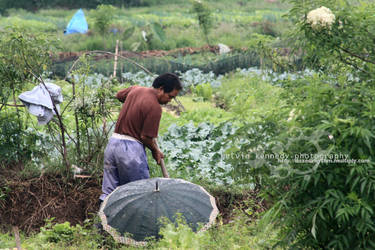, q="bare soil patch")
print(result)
[0,170,266,234]
[0,174,101,233]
